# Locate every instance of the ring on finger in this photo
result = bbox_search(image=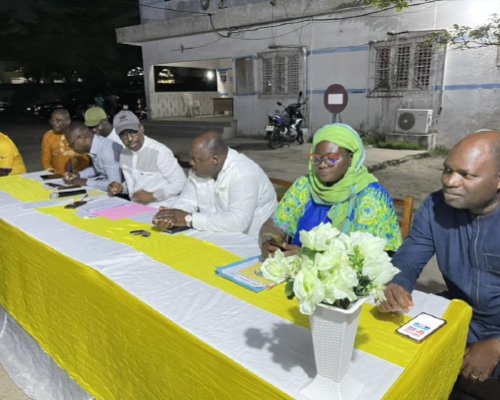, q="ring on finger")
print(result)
[470,373,479,380]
